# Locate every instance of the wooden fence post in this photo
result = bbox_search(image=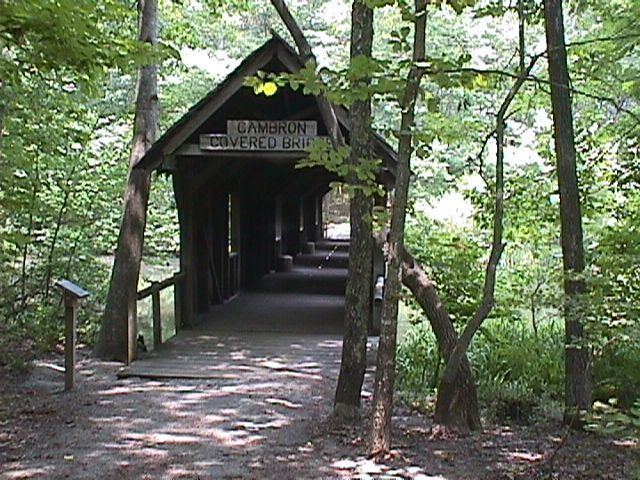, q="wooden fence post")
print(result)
[135,271,184,350]
[174,274,183,333]
[151,283,162,348]
[63,296,78,390]
[55,280,90,391]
